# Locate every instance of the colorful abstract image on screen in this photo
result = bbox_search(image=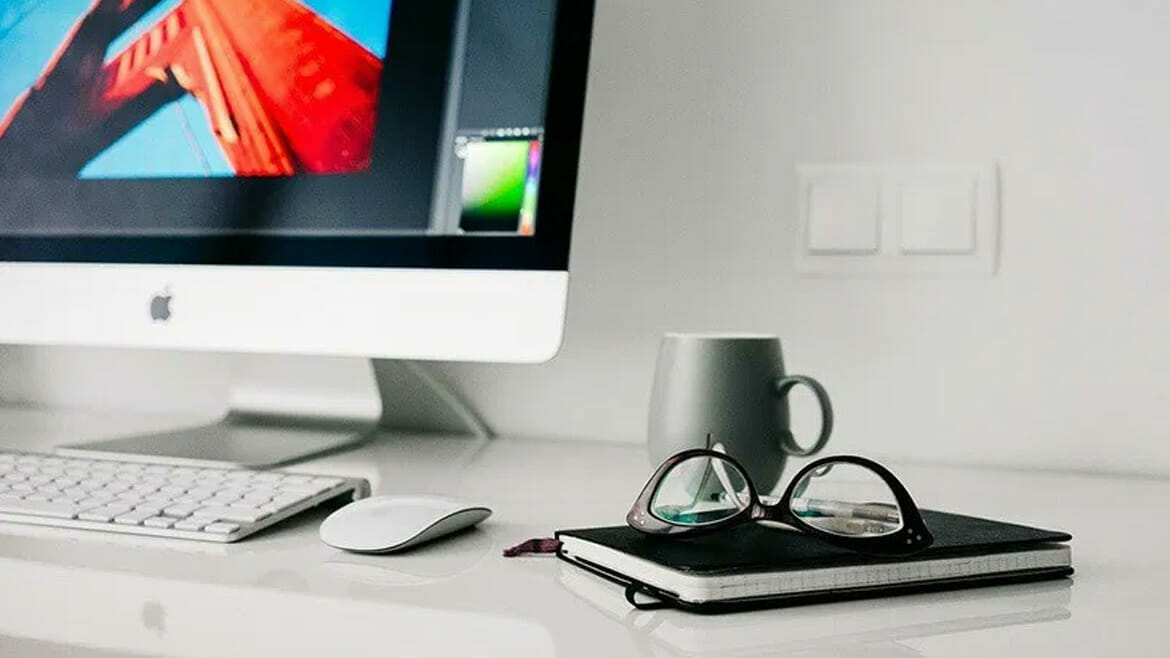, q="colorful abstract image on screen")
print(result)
[0,0,393,179]
[459,138,541,235]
